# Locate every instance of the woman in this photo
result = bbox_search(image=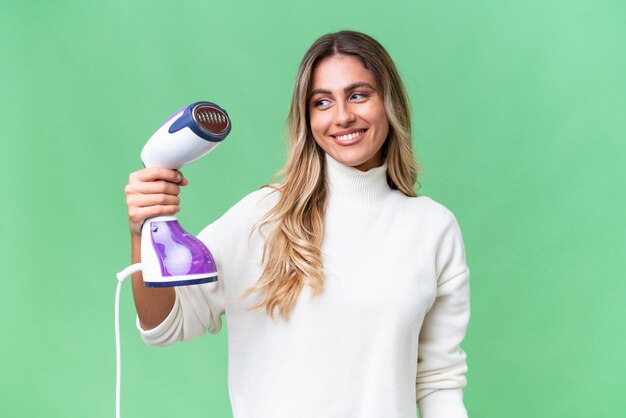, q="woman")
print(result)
[125,30,470,418]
